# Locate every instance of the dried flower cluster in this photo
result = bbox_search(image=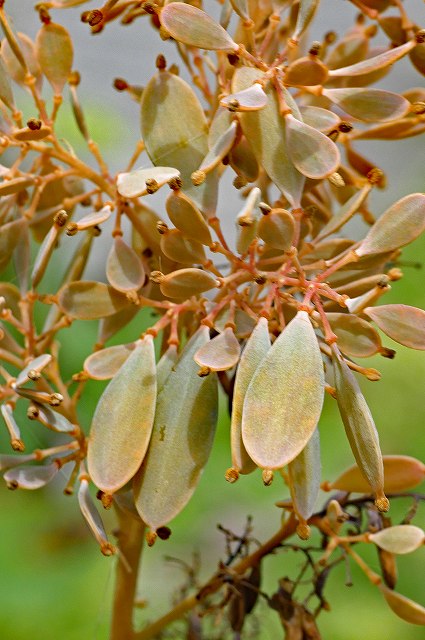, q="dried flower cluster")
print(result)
[0,0,424,638]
